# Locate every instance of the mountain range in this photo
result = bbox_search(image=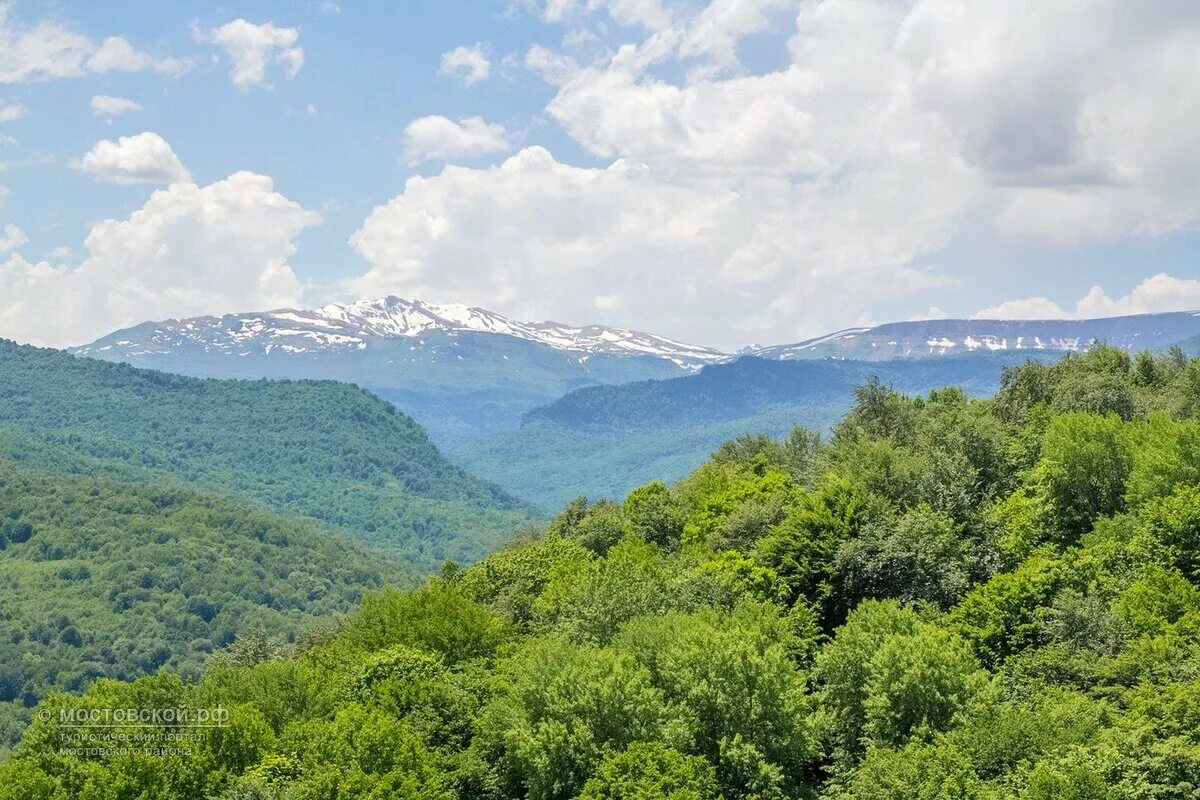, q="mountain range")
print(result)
[756,312,1200,361]
[70,300,1200,507]
[74,297,726,448]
